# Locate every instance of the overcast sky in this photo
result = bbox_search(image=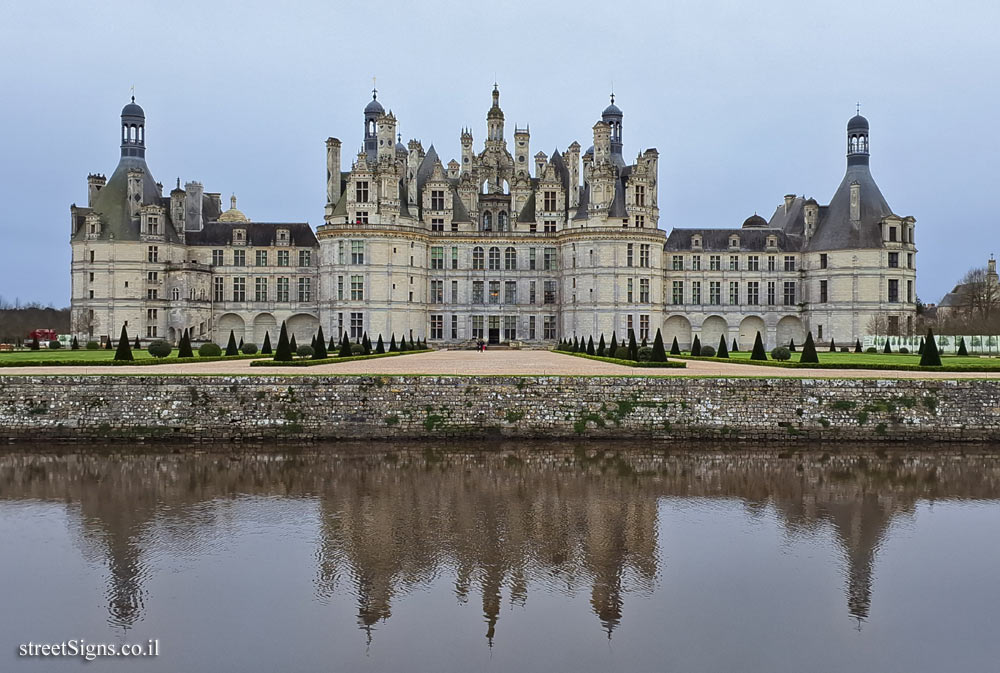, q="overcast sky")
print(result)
[1,0,996,307]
